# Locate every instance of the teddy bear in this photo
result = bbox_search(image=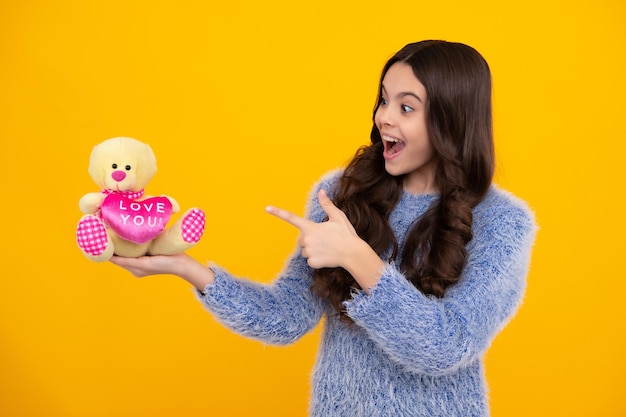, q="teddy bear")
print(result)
[76,136,205,262]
